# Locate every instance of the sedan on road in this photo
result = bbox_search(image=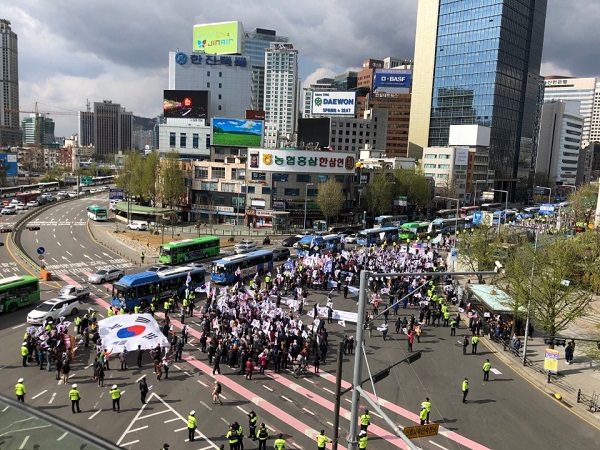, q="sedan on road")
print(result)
[88,268,125,284]
[282,235,302,247]
[235,240,257,254]
[1,205,16,215]
[272,247,291,261]
[27,200,39,207]
[14,203,28,211]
